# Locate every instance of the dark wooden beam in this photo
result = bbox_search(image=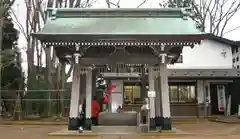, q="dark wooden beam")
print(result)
[36,34,203,43]
[76,56,161,65]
